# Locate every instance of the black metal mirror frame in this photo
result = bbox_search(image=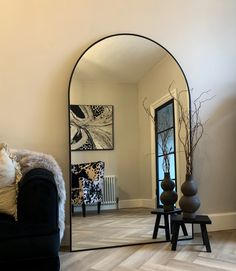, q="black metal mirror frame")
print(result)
[68,33,192,252]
